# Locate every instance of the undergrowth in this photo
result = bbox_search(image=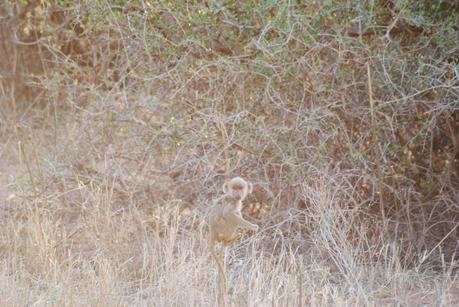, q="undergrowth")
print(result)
[0,1,458,306]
